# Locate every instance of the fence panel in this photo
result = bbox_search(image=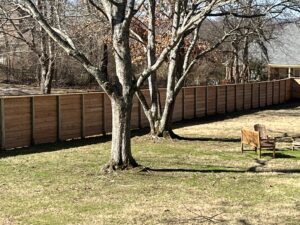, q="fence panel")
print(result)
[259,82,267,108]
[84,93,104,137]
[267,82,273,106]
[4,97,31,149]
[252,83,259,108]
[244,84,252,110]
[279,80,286,103]
[273,81,280,104]
[236,84,244,111]
[195,87,206,117]
[217,86,226,114]
[226,85,235,113]
[60,95,82,140]
[184,88,195,119]
[34,96,57,144]
[207,86,217,116]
